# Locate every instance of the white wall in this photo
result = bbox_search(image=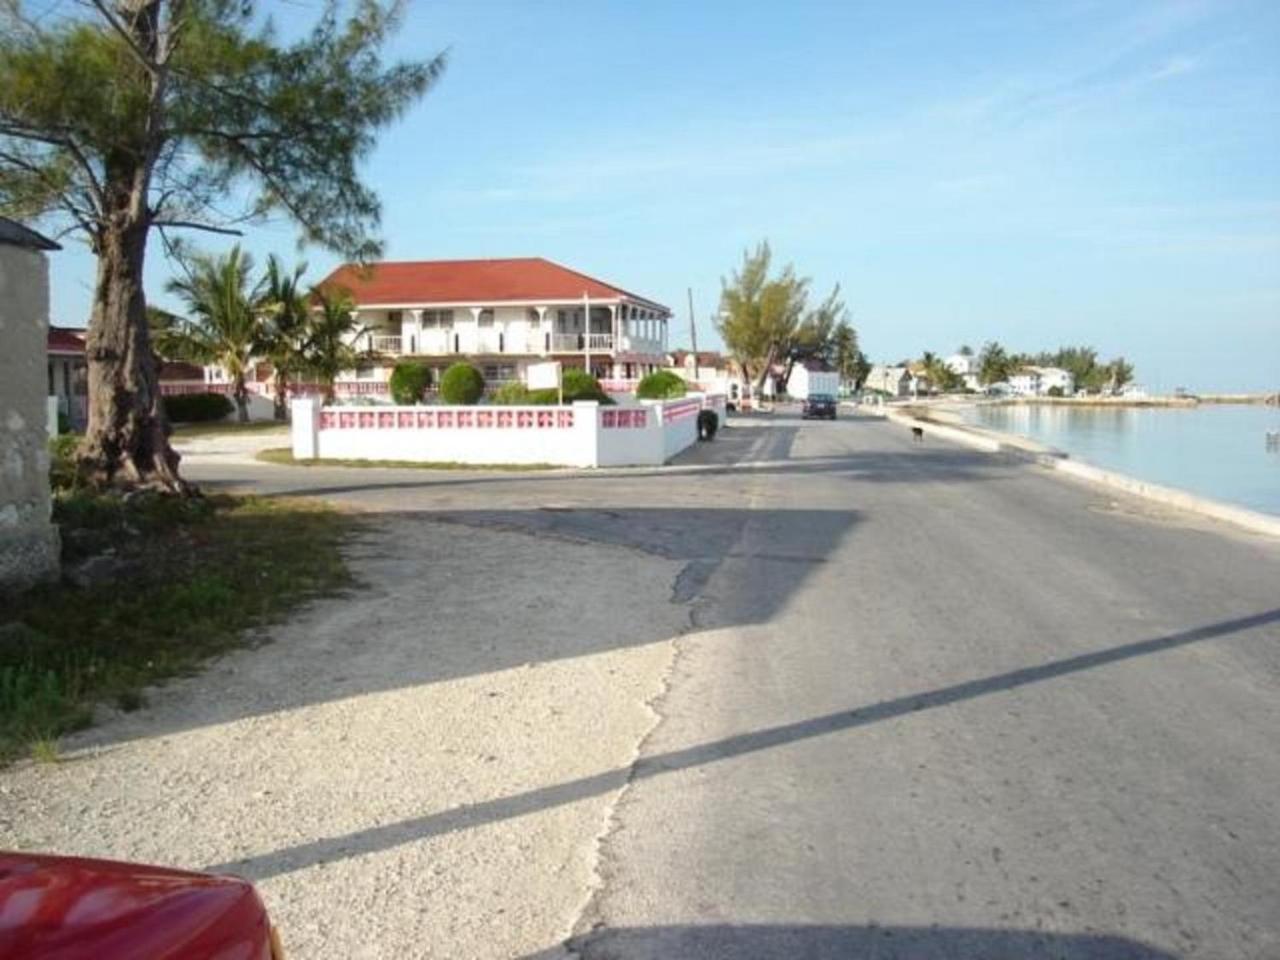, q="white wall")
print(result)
[291,394,723,468]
